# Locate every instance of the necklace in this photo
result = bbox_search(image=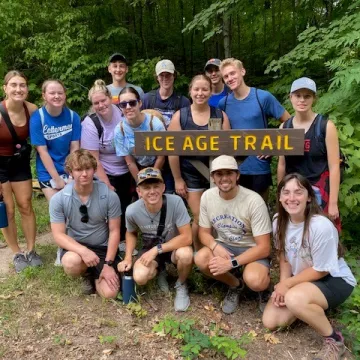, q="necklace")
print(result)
[144,204,161,223]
